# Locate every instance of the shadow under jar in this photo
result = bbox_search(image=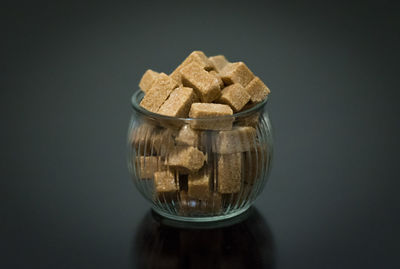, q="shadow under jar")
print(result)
[127,90,273,222]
